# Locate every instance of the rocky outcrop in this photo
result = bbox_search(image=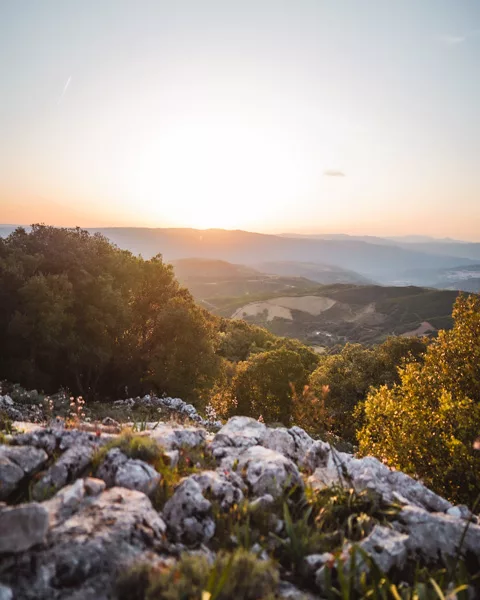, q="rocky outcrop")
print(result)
[96,448,161,495]
[308,447,452,513]
[0,502,49,553]
[223,444,304,499]
[0,415,479,599]
[0,483,166,600]
[0,444,48,500]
